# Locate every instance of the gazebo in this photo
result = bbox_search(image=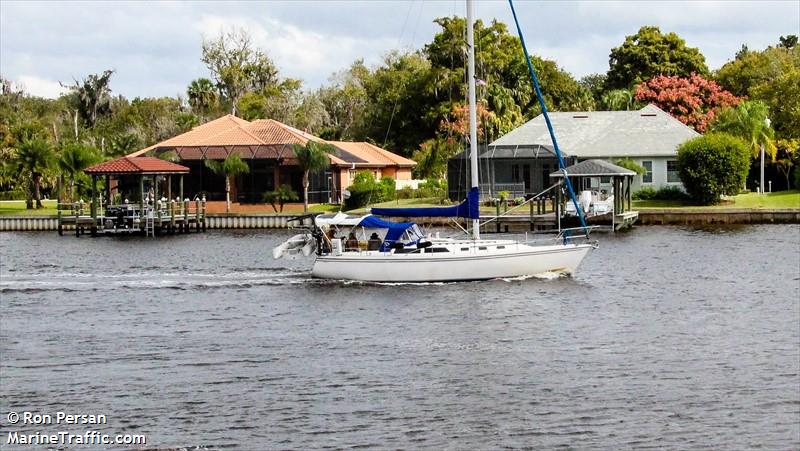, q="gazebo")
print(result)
[59,156,205,236]
[550,159,638,230]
